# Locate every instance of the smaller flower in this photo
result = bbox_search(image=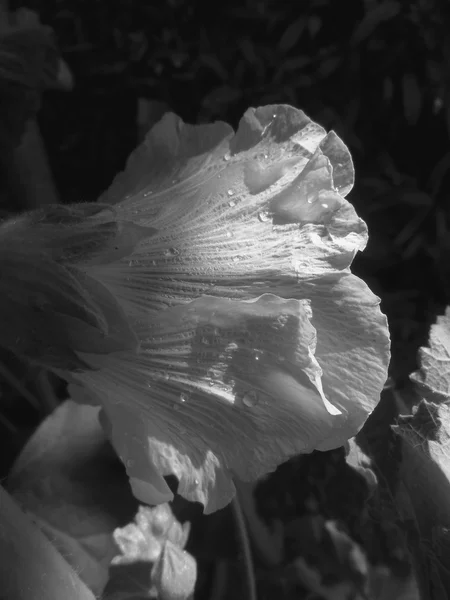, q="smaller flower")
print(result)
[151,541,197,600]
[112,504,190,565]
